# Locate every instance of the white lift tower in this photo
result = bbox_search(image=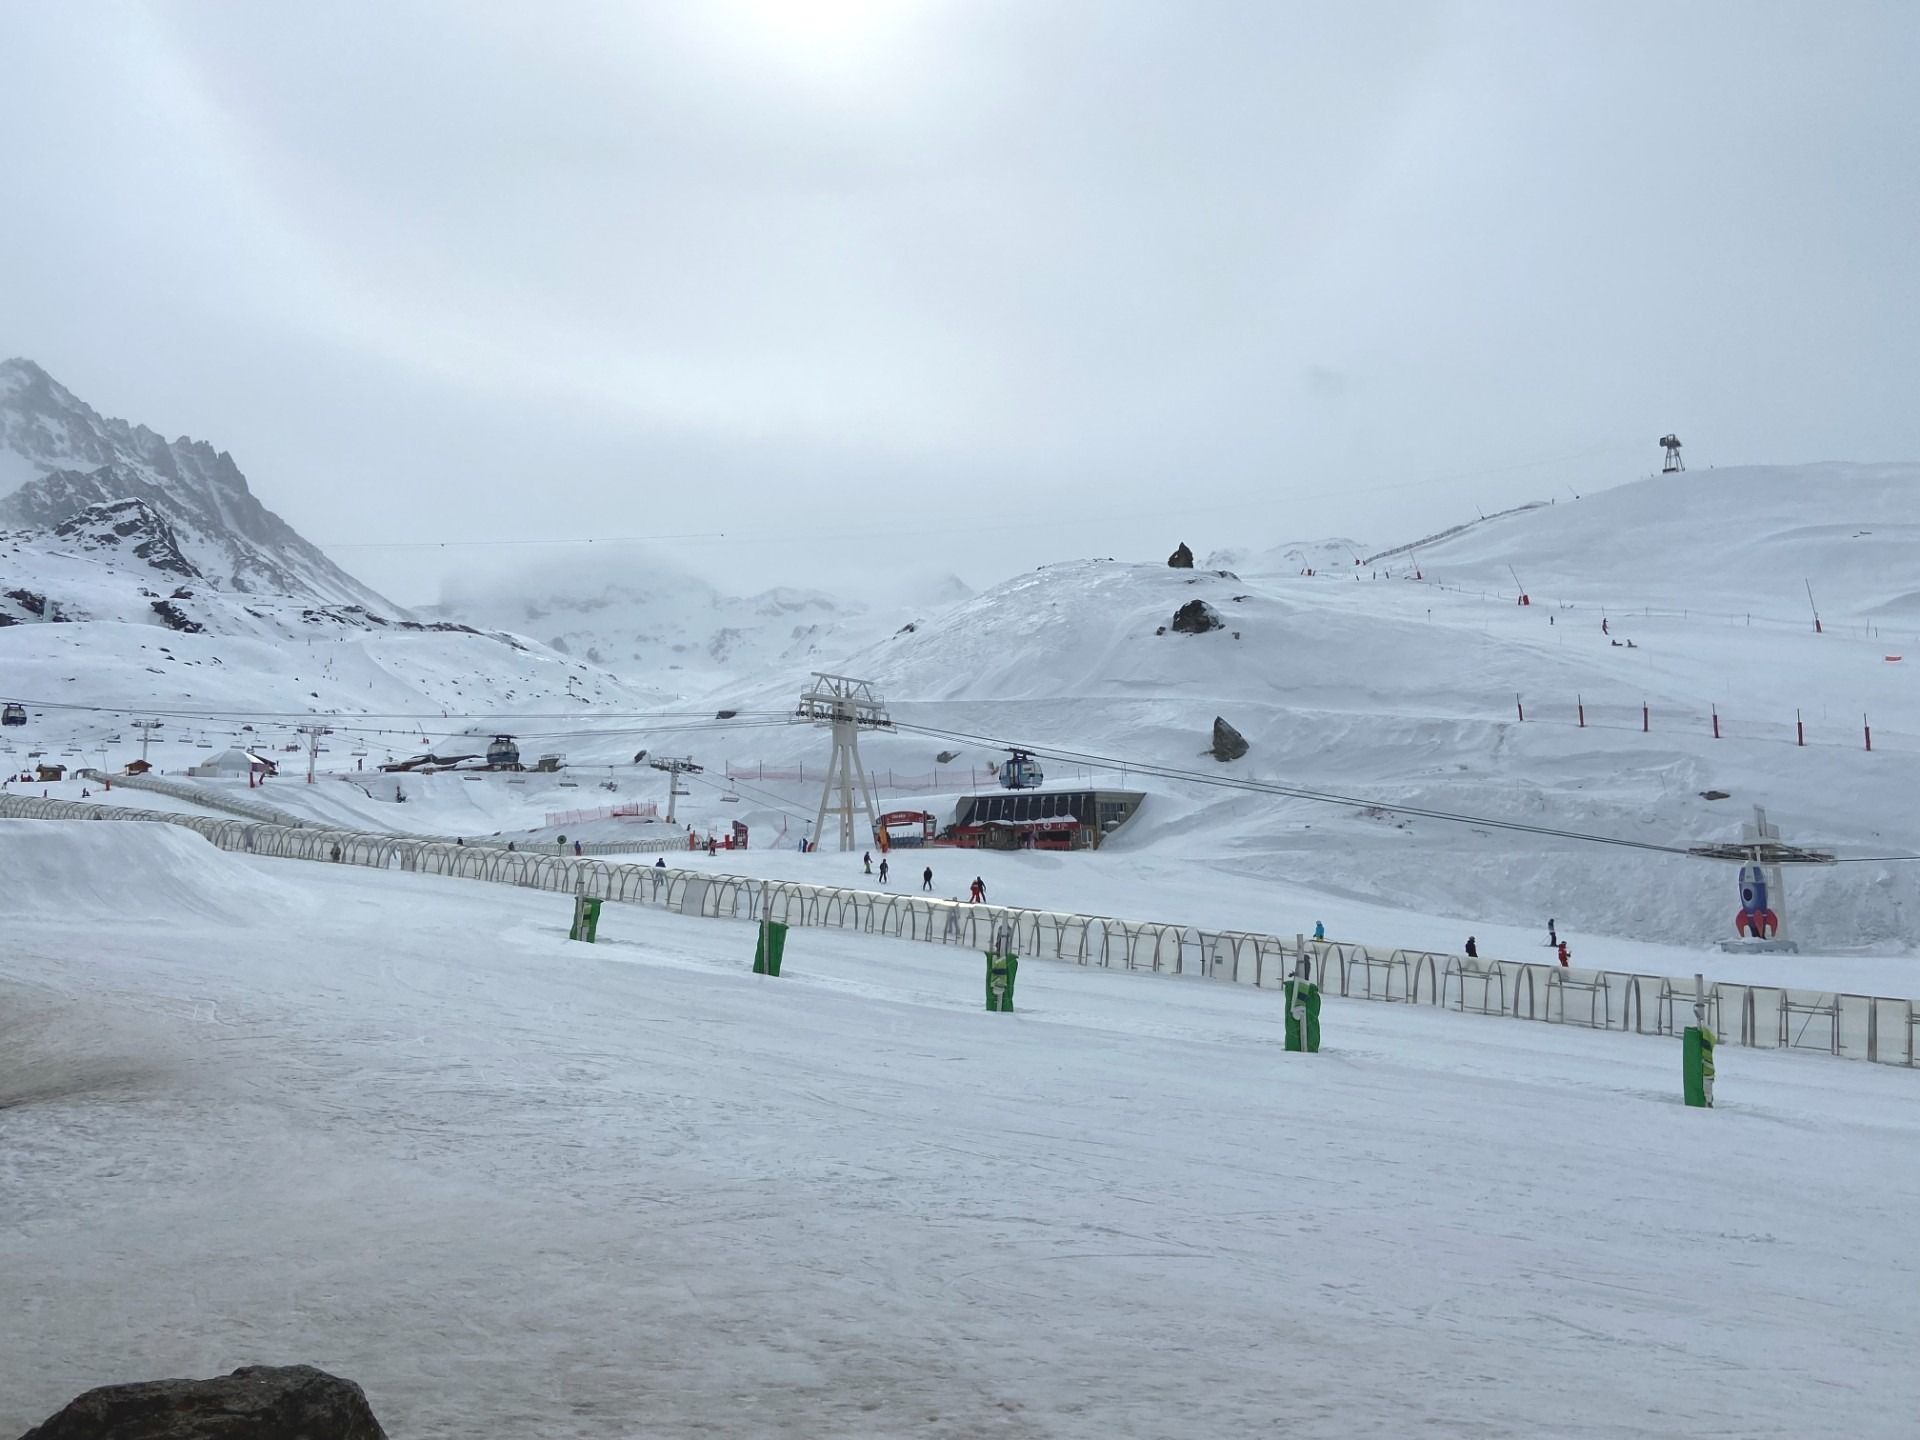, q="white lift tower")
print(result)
[795,674,893,852]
